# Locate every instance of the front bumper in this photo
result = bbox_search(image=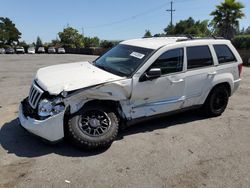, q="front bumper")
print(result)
[18,102,65,142]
